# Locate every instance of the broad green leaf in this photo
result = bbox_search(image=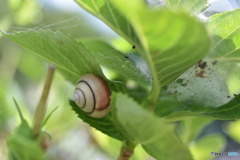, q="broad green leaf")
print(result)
[112,93,193,160]
[81,40,150,87]
[2,29,103,83]
[154,59,237,121]
[208,9,240,61]
[75,0,141,47]
[2,29,126,92]
[166,0,207,13]
[166,59,230,108]
[110,0,210,87]
[154,94,240,121]
[7,121,44,160]
[69,100,124,140]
